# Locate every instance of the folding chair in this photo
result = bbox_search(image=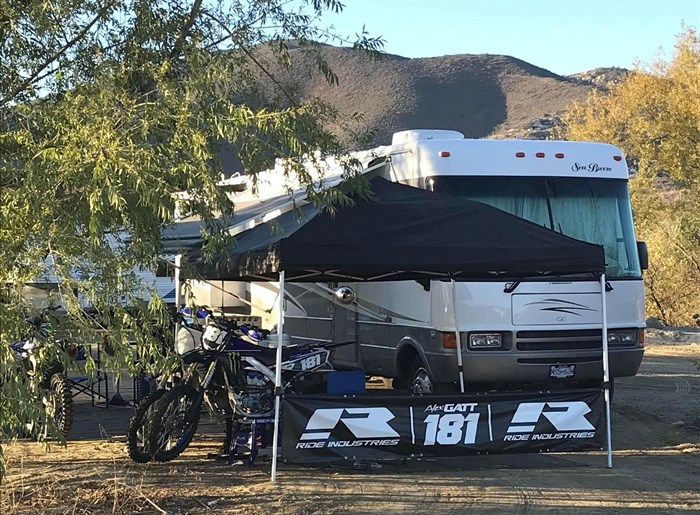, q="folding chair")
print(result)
[66,342,110,408]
